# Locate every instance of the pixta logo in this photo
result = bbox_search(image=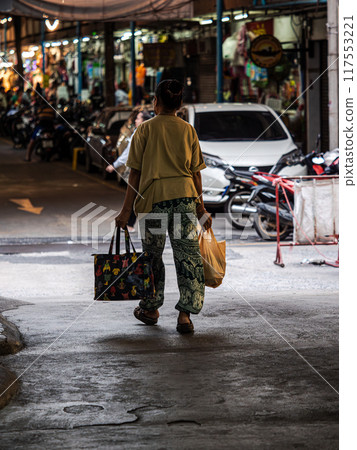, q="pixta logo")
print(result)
[71,203,258,248]
[71,203,118,249]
